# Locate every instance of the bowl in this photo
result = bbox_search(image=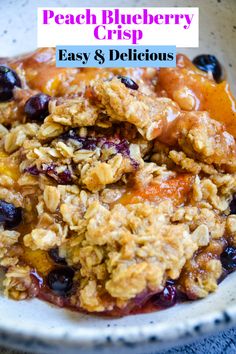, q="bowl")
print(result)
[0,0,236,353]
